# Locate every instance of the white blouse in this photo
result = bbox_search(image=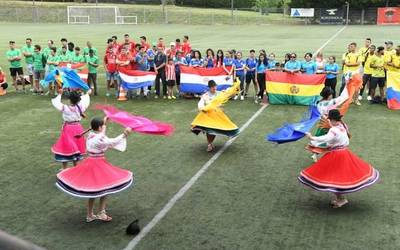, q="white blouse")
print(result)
[86,131,127,155]
[317,87,348,116]
[197,91,218,111]
[310,123,349,148]
[52,93,90,122]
